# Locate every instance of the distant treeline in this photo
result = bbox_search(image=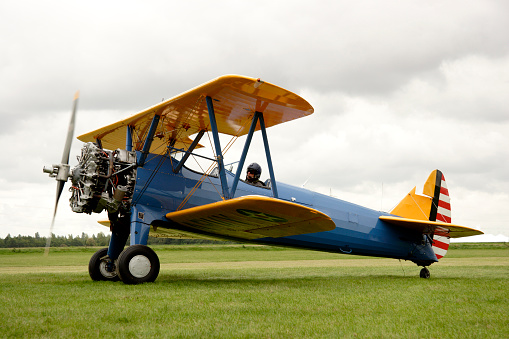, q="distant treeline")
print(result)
[0,232,226,248]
